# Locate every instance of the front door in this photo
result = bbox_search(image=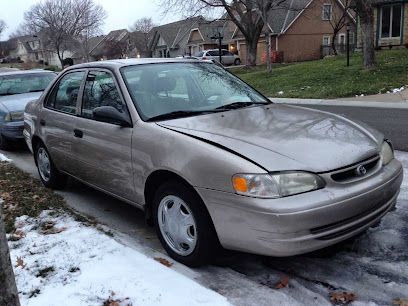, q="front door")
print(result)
[72,69,135,201]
